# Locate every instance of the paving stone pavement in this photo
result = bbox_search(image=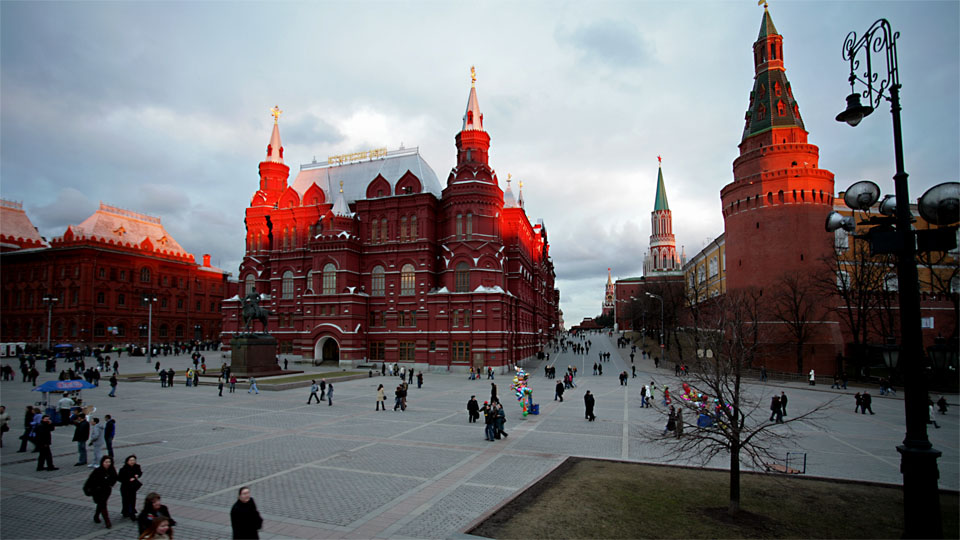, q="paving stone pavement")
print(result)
[2,336,957,539]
